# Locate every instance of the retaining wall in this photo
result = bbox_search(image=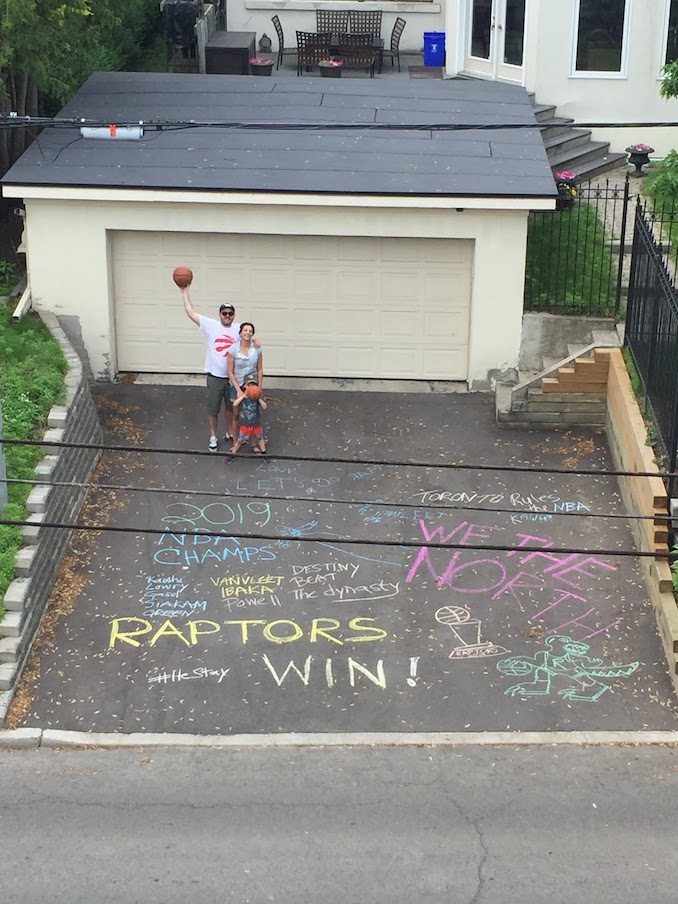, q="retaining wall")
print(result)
[0,307,102,724]
[602,348,678,695]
